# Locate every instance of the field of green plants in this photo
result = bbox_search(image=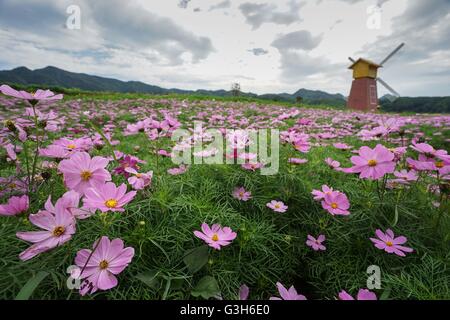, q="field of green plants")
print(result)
[0,86,449,300]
